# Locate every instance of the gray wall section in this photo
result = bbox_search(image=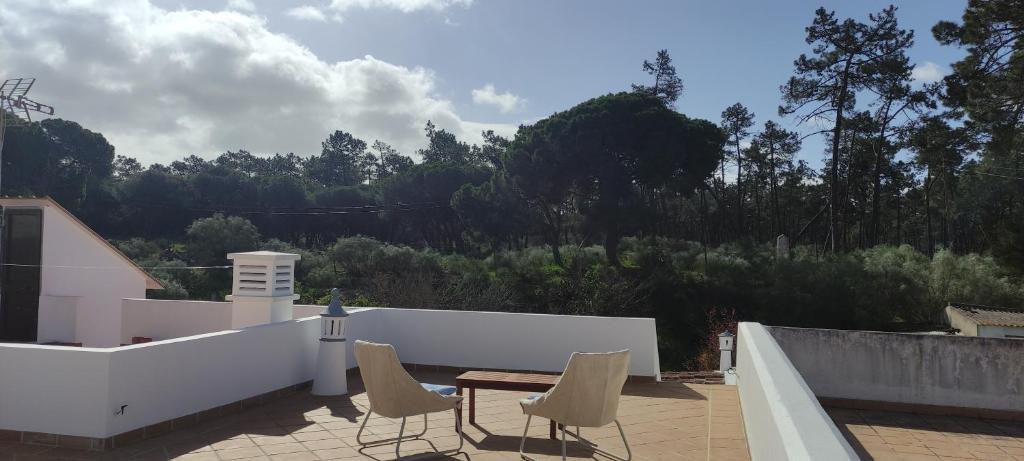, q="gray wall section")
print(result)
[767,326,1024,412]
